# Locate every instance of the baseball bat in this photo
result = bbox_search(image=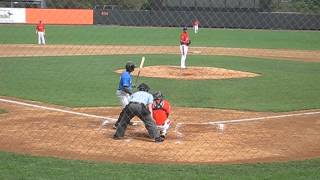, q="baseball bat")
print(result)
[135,56,145,87]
